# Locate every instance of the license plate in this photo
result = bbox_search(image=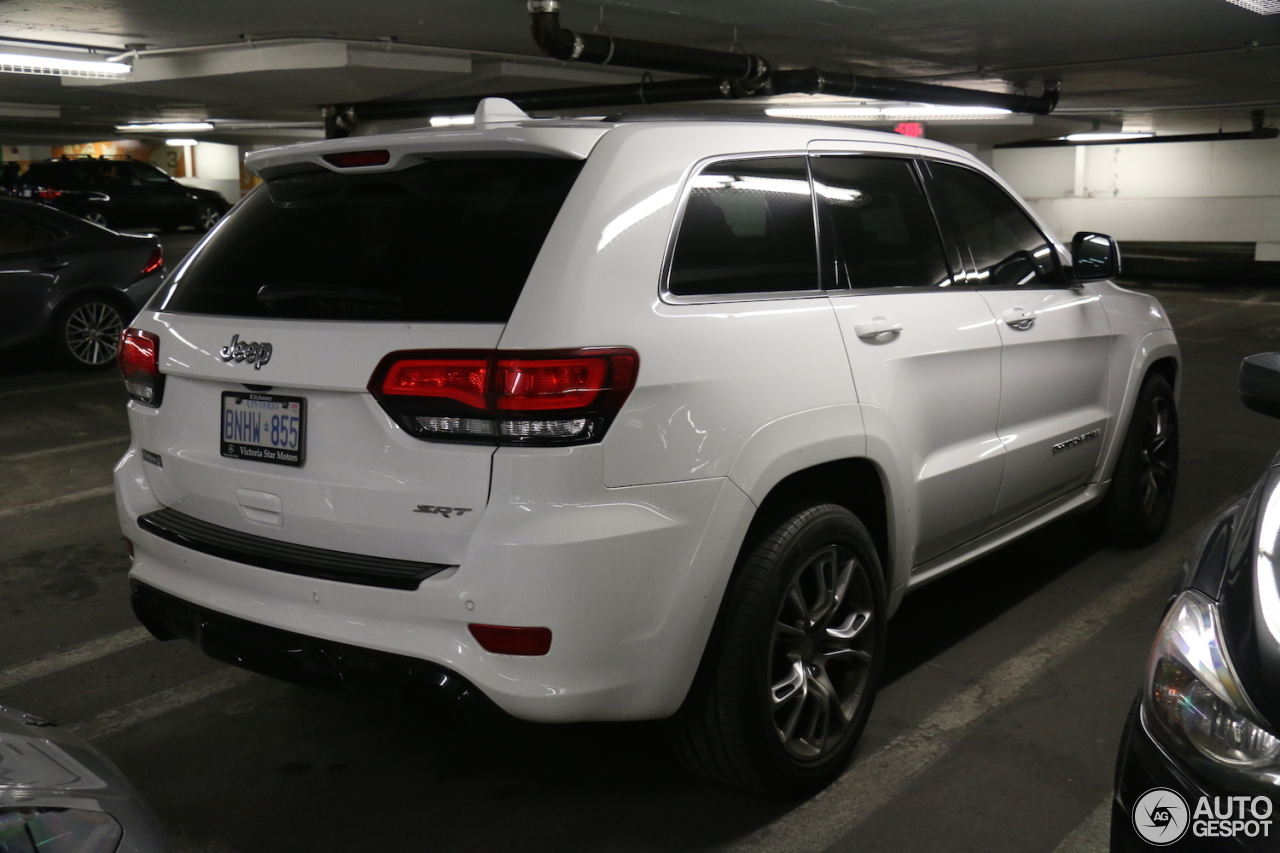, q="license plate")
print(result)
[220,392,306,467]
